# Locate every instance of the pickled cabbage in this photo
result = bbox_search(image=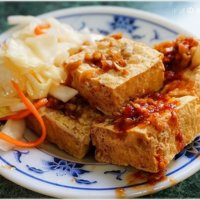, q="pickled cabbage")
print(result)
[0,16,101,117]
